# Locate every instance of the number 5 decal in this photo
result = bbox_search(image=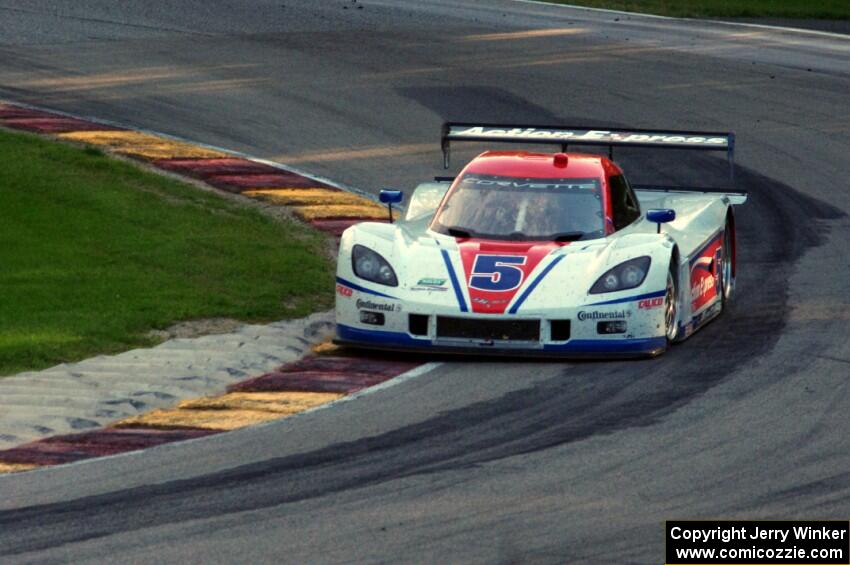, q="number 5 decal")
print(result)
[469,255,527,291]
